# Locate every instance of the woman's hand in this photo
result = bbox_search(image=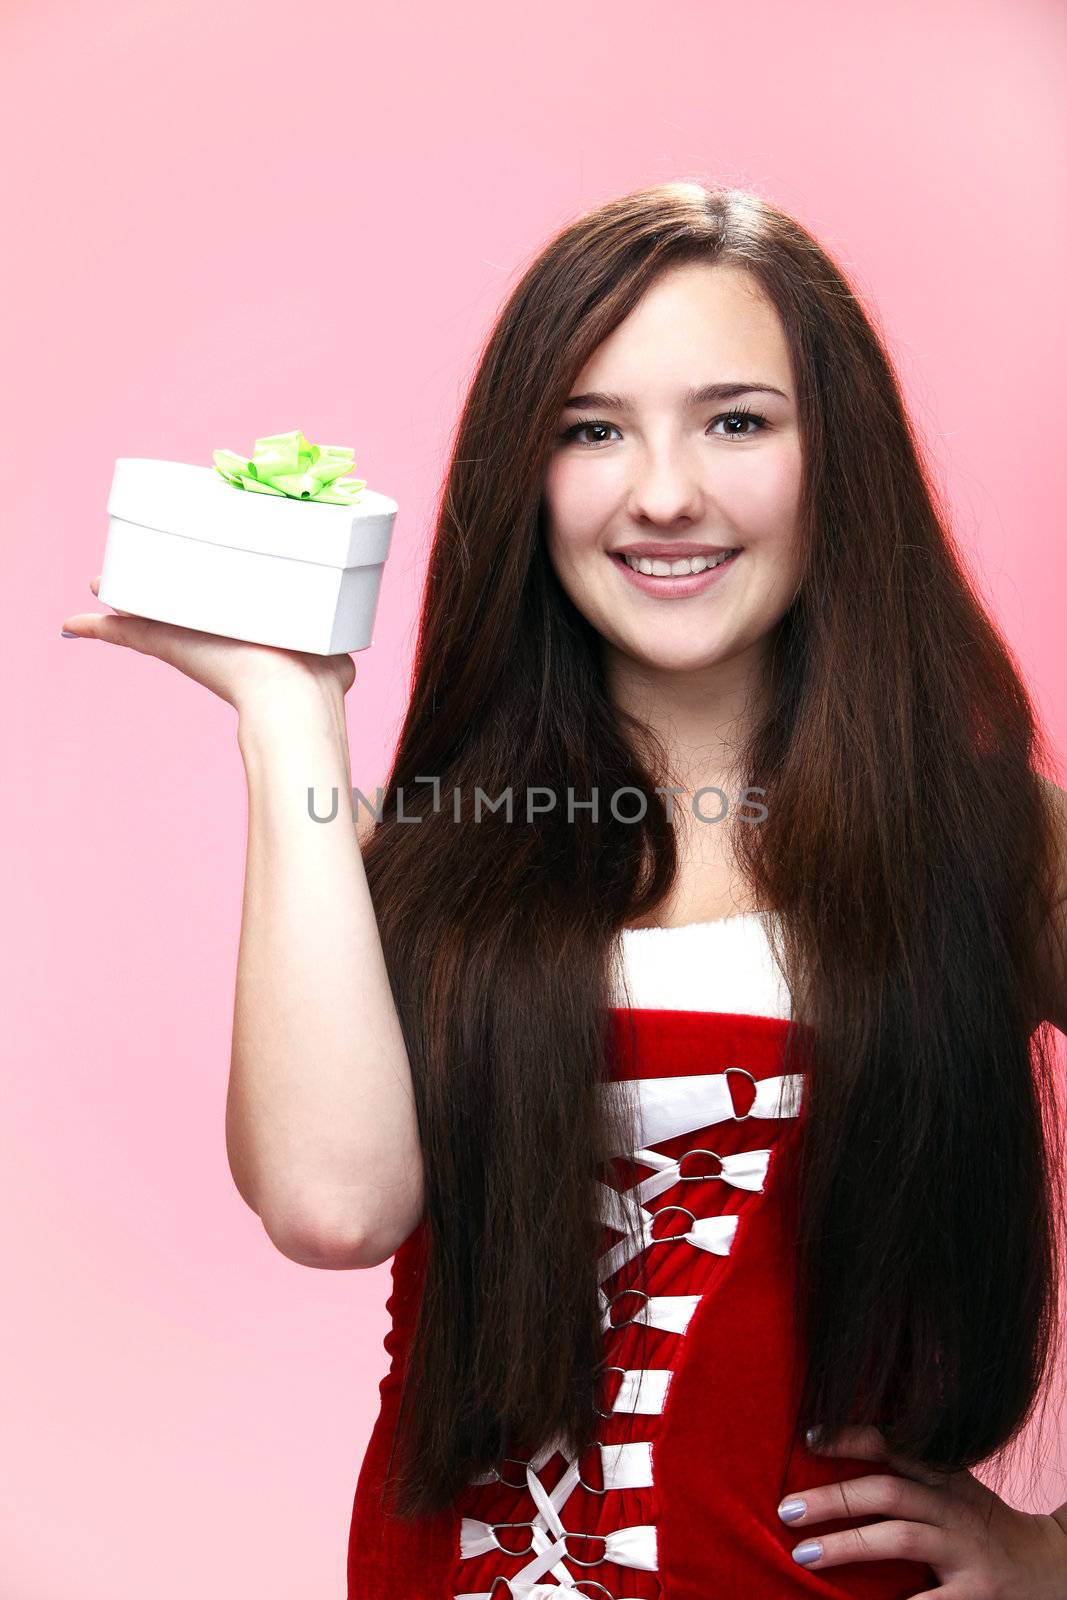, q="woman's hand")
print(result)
[60,577,357,715]
[777,1423,1067,1597]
